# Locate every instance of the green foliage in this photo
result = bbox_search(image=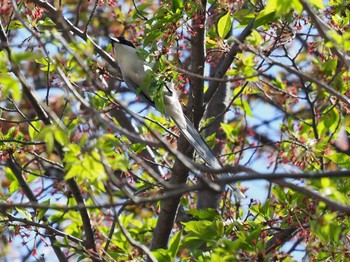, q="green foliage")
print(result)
[143,3,183,47]
[217,12,232,39]
[221,122,239,143]
[227,53,258,81]
[36,125,69,153]
[35,57,56,72]
[308,0,325,9]
[152,231,182,261]
[0,64,22,103]
[4,167,20,194]
[63,143,108,183]
[324,152,350,169]
[264,0,303,17]
[255,6,276,28]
